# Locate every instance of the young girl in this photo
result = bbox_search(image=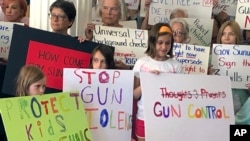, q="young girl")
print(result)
[133,23,183,141]
[15,64,46,96]
[89,44,115,69]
